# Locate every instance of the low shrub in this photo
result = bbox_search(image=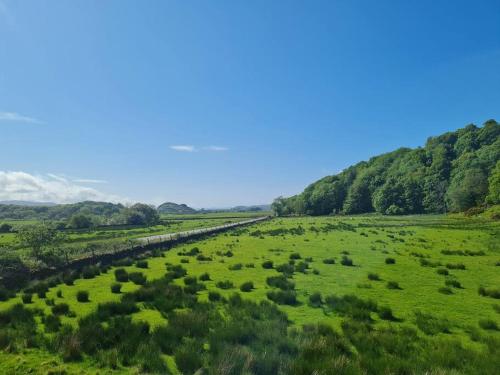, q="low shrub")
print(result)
[437,268,449,276]
[295,261,309,273]
[240,281,254,292]
[387,281,402,290]
[82,265,100,279]
[196,254,212,261]
[340,256,354,266]
[56,289,63,298]
[378,306,399,321]
[165,264,187,280]
[112,257,134,267]
[367,272,380,281]
[199,272,210,281]
[77,290,89,302]
[114,268,129,282]
[414,311,450,335]
[22,293,33,304]
[136,260,148,269]
[309,292,322,308]
[111,283,122,294]
[184,276,197,285]
[289,252,301,260]
[216,280,234,290]
[446,263,466,270]
[276,263,295,275]
[266,275,295,290]
[228,263,243,271]
[52,303,70,316]
[419,258,442,268]
[180,258,189,263]
[385,257,396,264]
[262,260,274,269]
[267,290,298,305]
[43,314,61,333]
[445,279,462,289]
[323,258,335,264]
[129,272,147,285]
[478,319,499,331]
[478,287,500,299]
[208,291,221,302]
